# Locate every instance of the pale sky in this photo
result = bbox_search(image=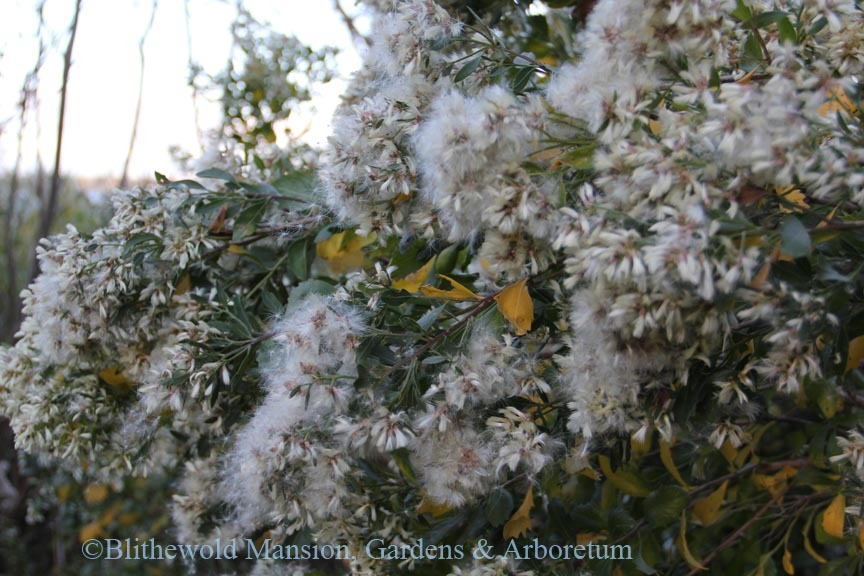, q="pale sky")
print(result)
[0,0,367,181]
